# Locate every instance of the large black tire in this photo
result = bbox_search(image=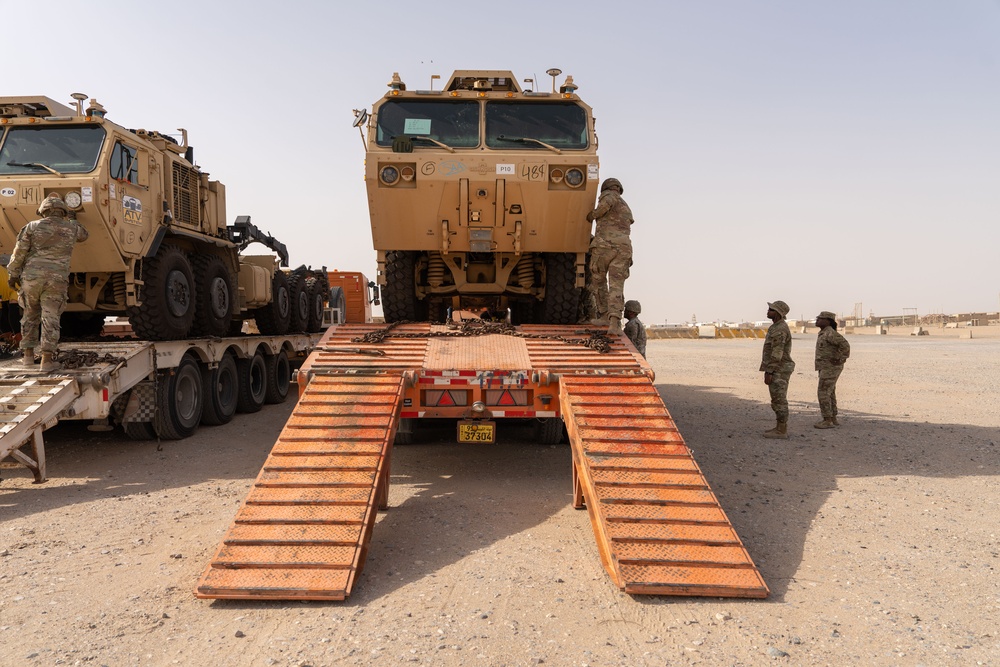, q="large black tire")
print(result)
[128,244,196,340]
[200,352,238,425]
[253,271,291,335]
[123,419,157,441]
[263,349,291,404]
[191,254,234,338]
[536,253,580,325]
[304,277,326,333]
[382,251,427,323]
[153,355,204,440]
[236,349,267,413]
[60,312,106,339]
[287,274,310,333]
[535,417,565,445]
[328,286,346,324]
